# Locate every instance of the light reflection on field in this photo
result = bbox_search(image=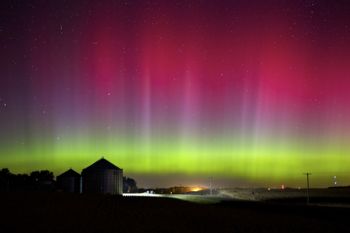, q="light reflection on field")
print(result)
[123,193,225,204]
[123,188,350,207]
